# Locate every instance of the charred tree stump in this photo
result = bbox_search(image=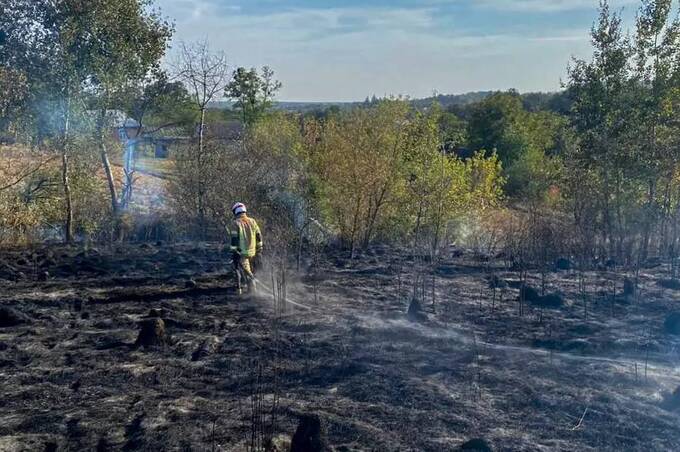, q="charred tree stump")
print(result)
[290,413,329,452]
[135,318,167,348]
